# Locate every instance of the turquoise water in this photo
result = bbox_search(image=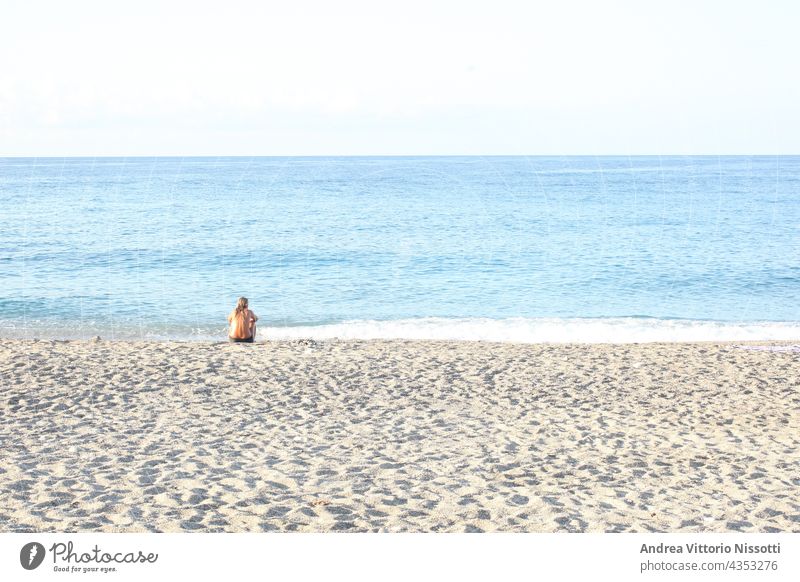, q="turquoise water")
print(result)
[1,156,798,342]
